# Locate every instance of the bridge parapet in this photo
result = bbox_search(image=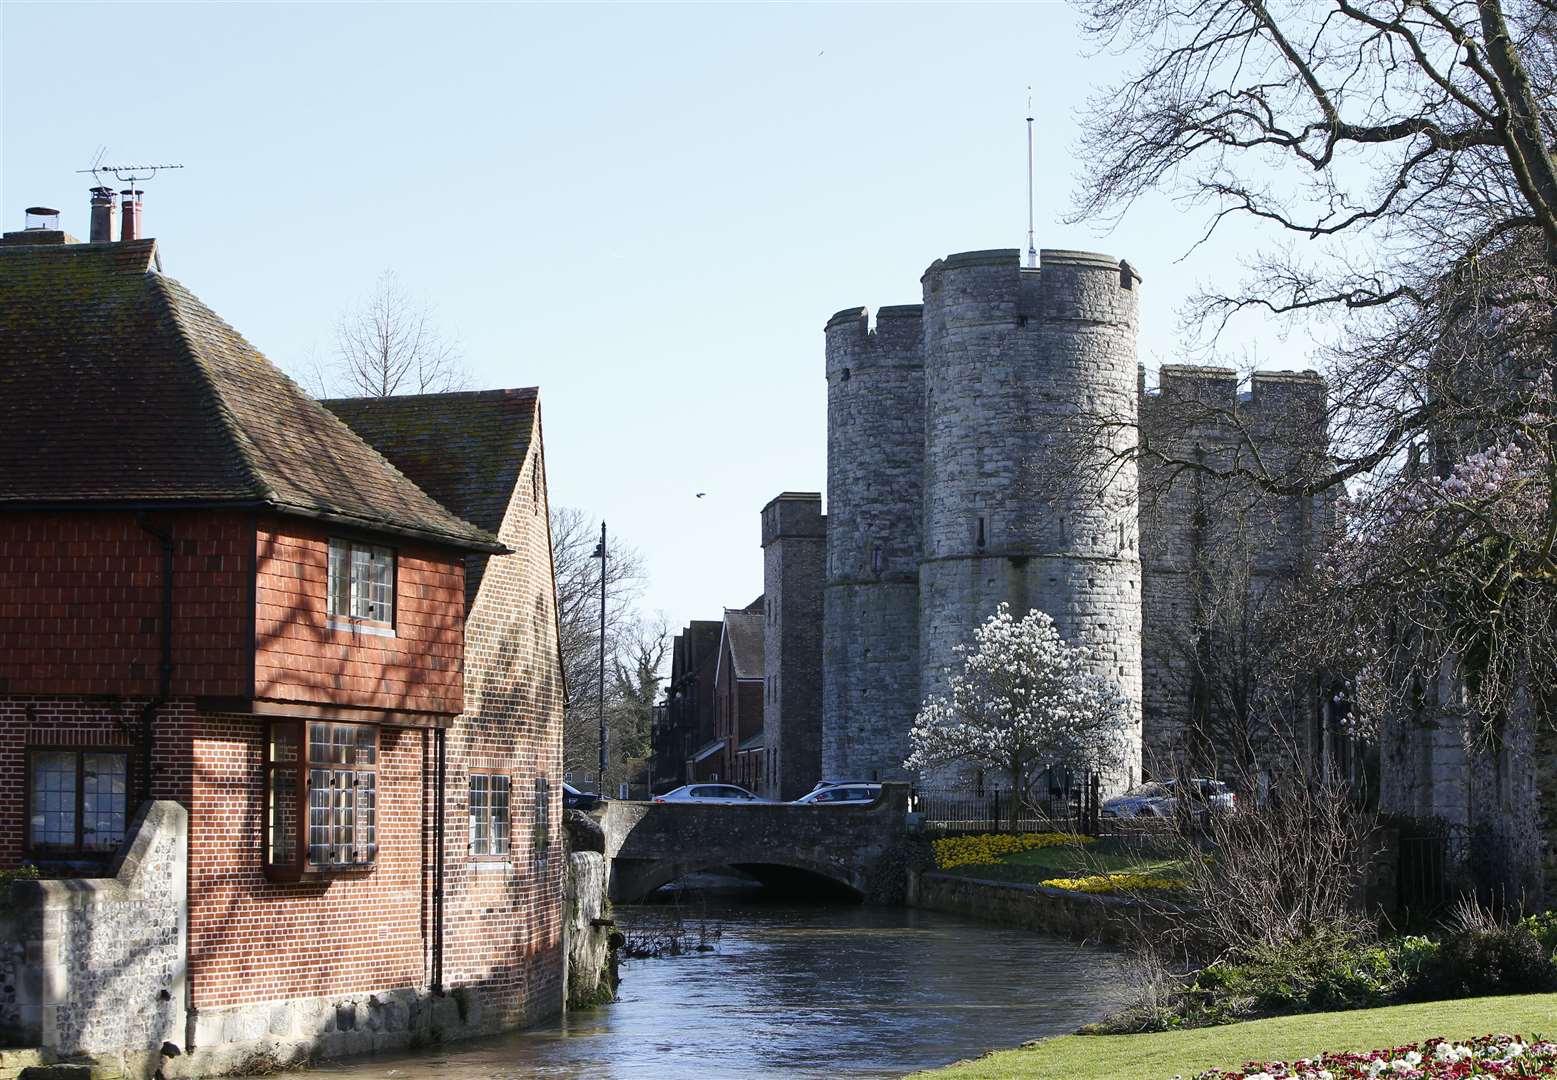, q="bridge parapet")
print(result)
[600,782,912,903]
